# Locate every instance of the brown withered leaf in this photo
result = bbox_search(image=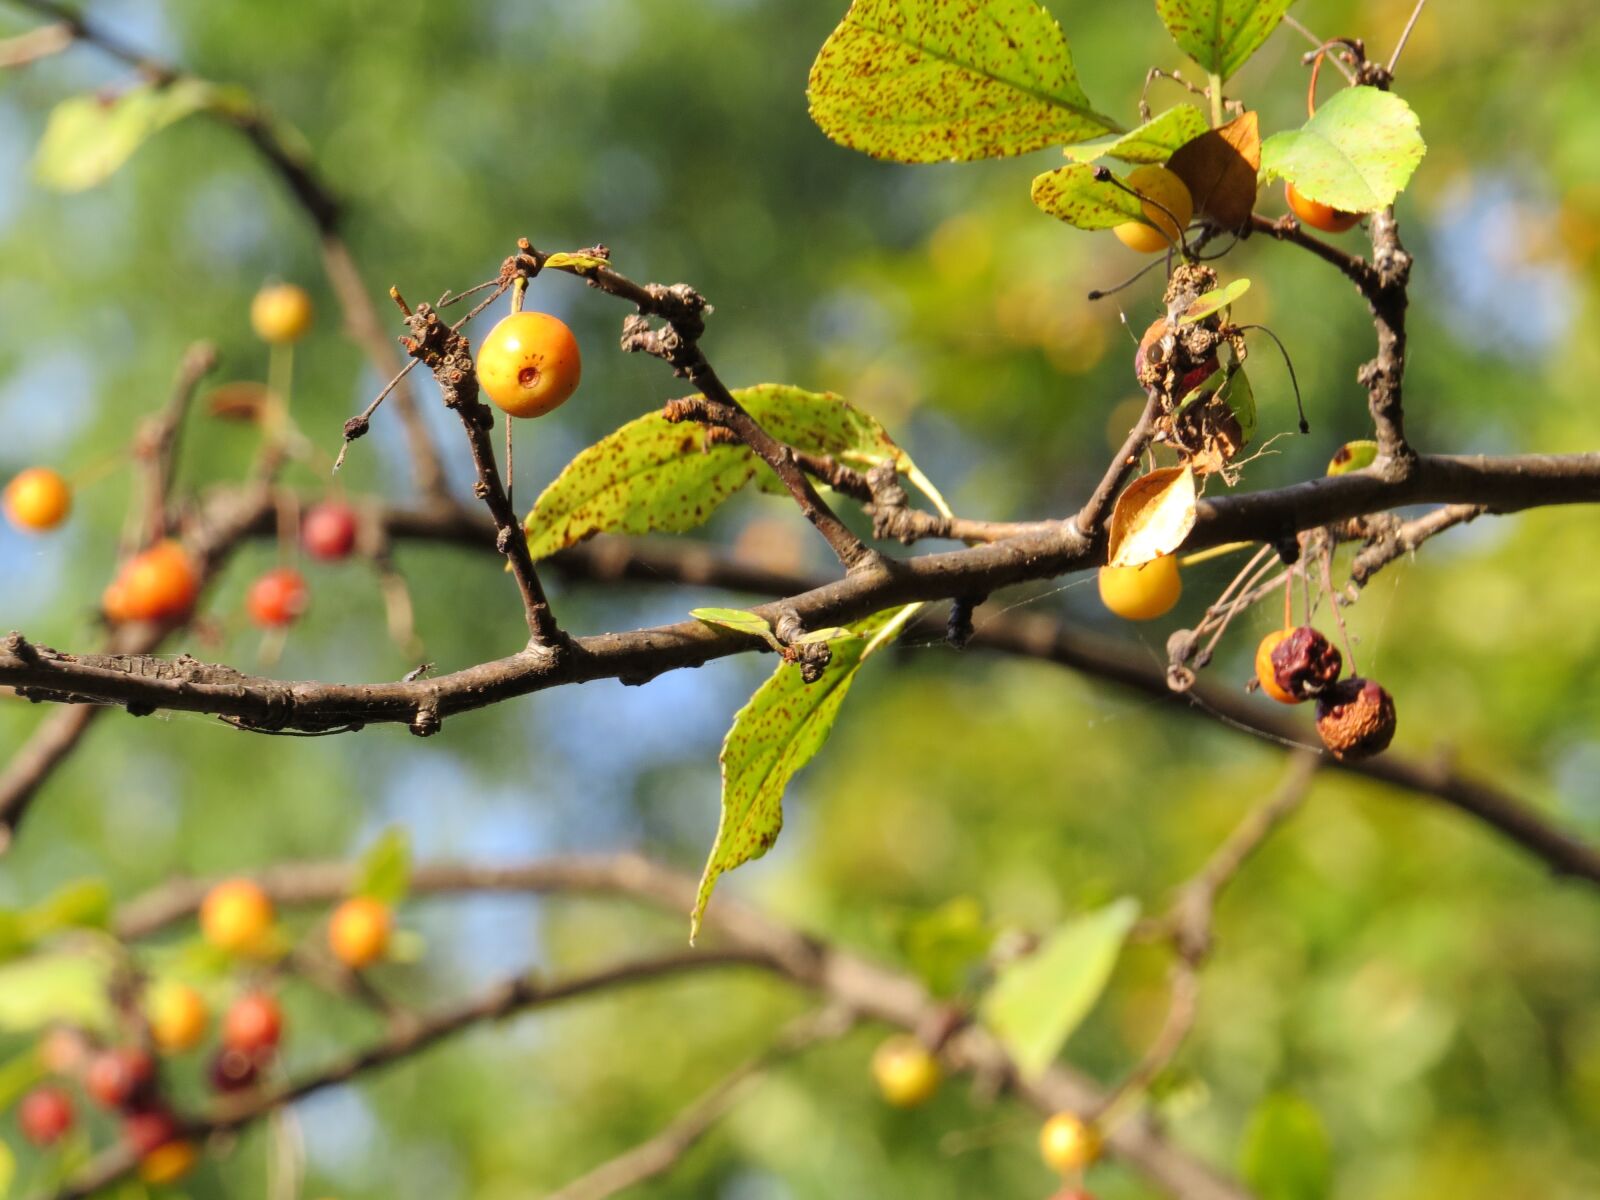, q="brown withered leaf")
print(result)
[1107,466,1197,568]
[1166,111,1260,232]
[205,382,273,423]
